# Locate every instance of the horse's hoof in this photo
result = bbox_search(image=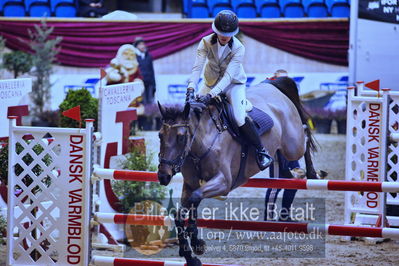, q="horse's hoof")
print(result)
[179,248,184,257]
[317,170,328,179]
[179,246,190,257]
[192,238,206,255]
[187,256,202,266]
